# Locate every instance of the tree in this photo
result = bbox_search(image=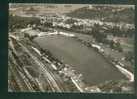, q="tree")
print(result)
[9,14,41,31]
[115,42,123,52]
[125,51,134,63]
